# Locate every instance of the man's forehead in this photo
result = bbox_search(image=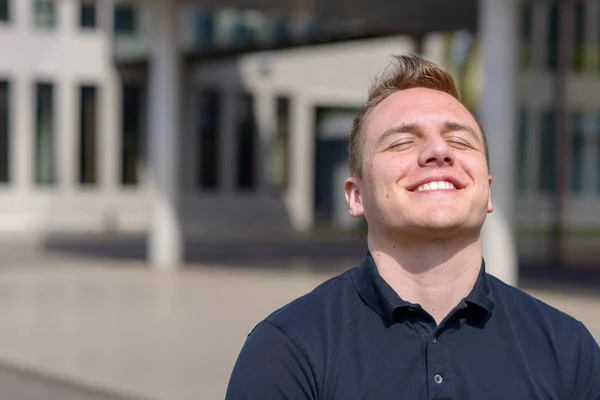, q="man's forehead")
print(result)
[364,89,482,140]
